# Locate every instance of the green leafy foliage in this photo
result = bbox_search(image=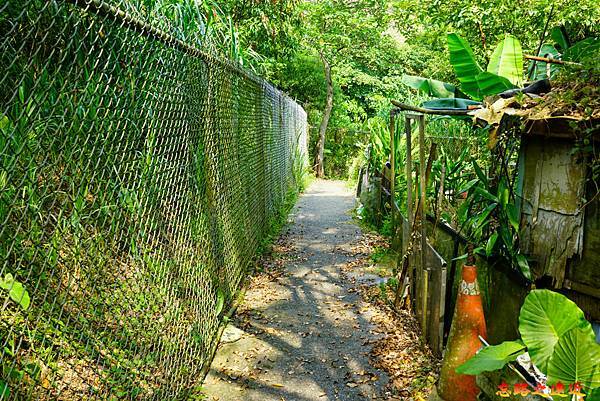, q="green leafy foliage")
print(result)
[401,75,457,98]
[0,274,30,311]
[519,290,590,373]
[547,327,600,388]
[458,289,600,398]
[455,340,525,375]
[447,33,484,99]
[447,33,518,100]
[487,34,523,86]
[528,44,561,80]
